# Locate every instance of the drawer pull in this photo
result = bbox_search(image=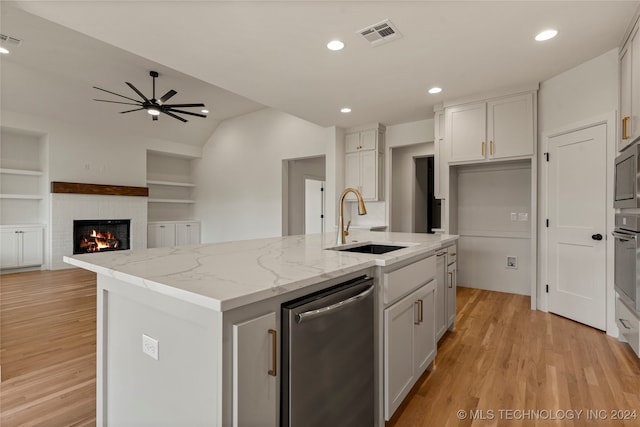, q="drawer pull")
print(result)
[414,299,424,325]
[268,329,277,376]
[448,271,453,288]
[436,251,446,257]
[619,318,633,330]
[622,116,630,140]
[481,141,485,156]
